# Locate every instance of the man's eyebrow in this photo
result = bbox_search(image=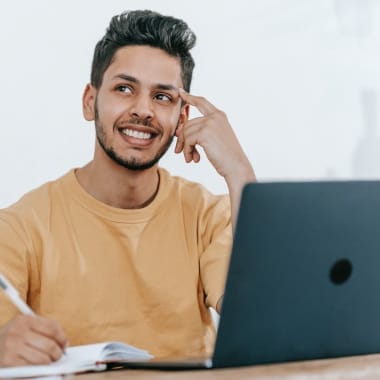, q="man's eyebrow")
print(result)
[156,84,178,92]
[112,74,178,92]
[112,74,139,83]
